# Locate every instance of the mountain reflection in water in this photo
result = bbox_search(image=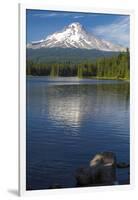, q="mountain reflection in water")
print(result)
[26,77,129,190]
